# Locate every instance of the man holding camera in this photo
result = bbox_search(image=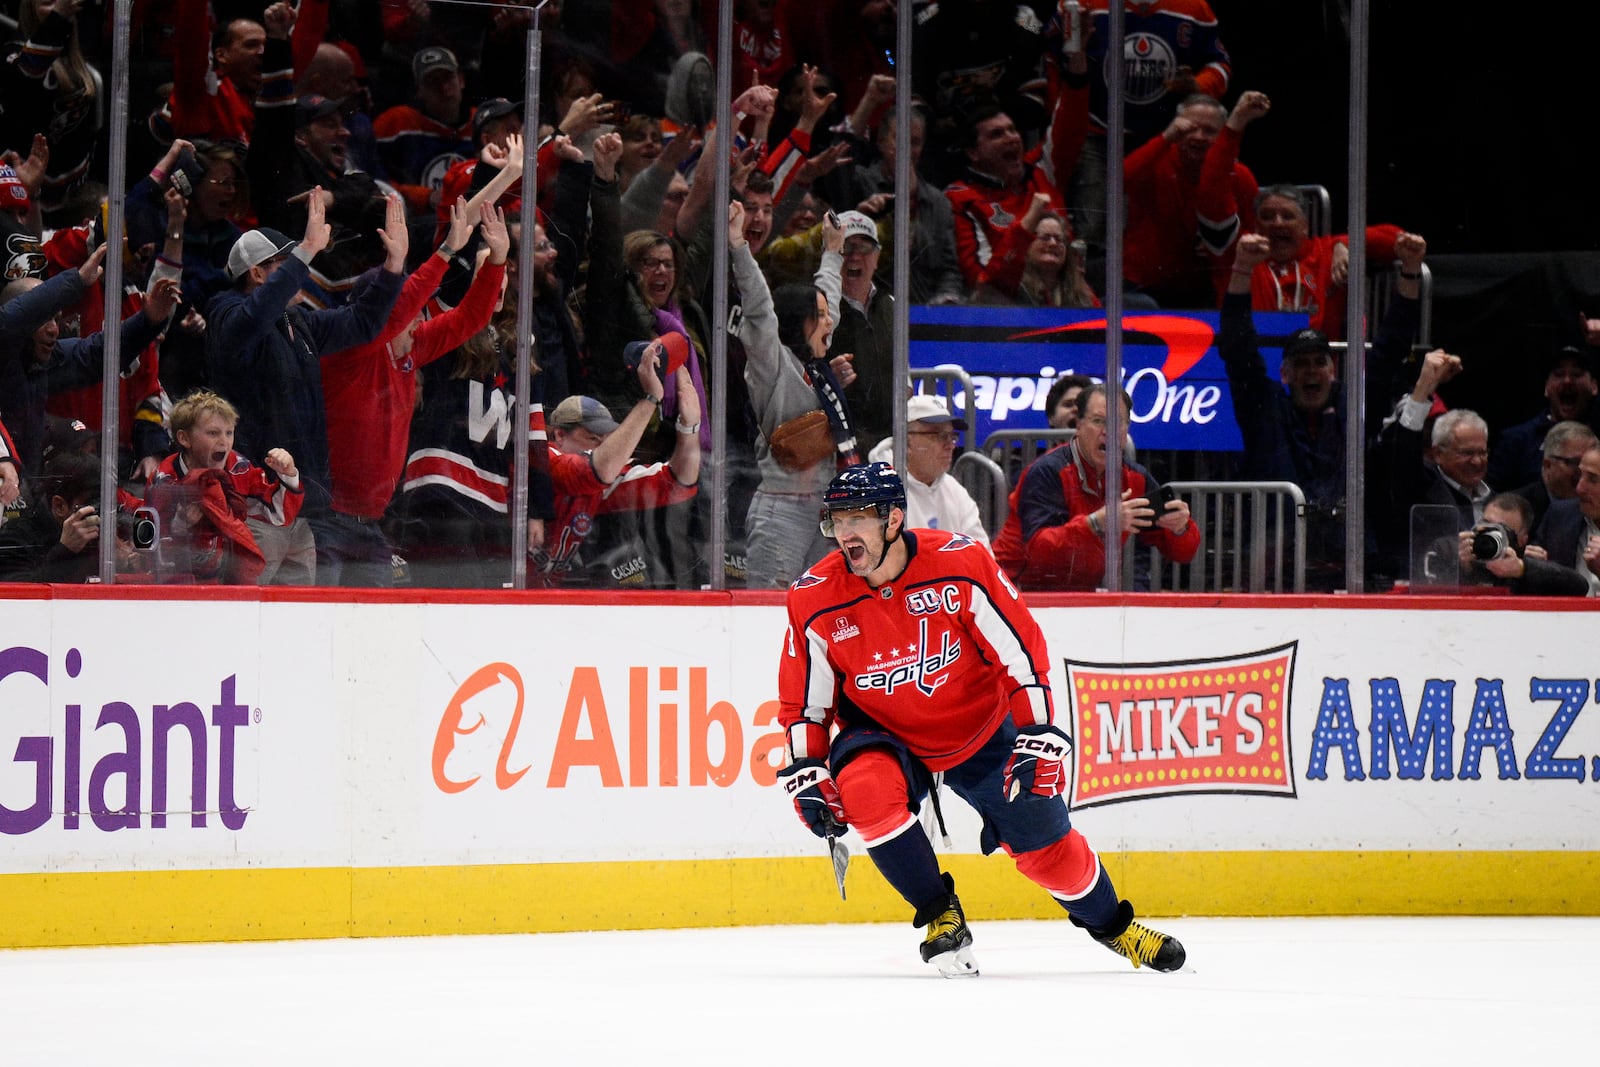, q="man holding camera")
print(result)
[0,451,141,582]
[1454,491,1588,596]
[1003,383,1197,590]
